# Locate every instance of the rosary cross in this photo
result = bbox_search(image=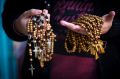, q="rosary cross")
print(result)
[29,64,35,76]
[33,46,43,58]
